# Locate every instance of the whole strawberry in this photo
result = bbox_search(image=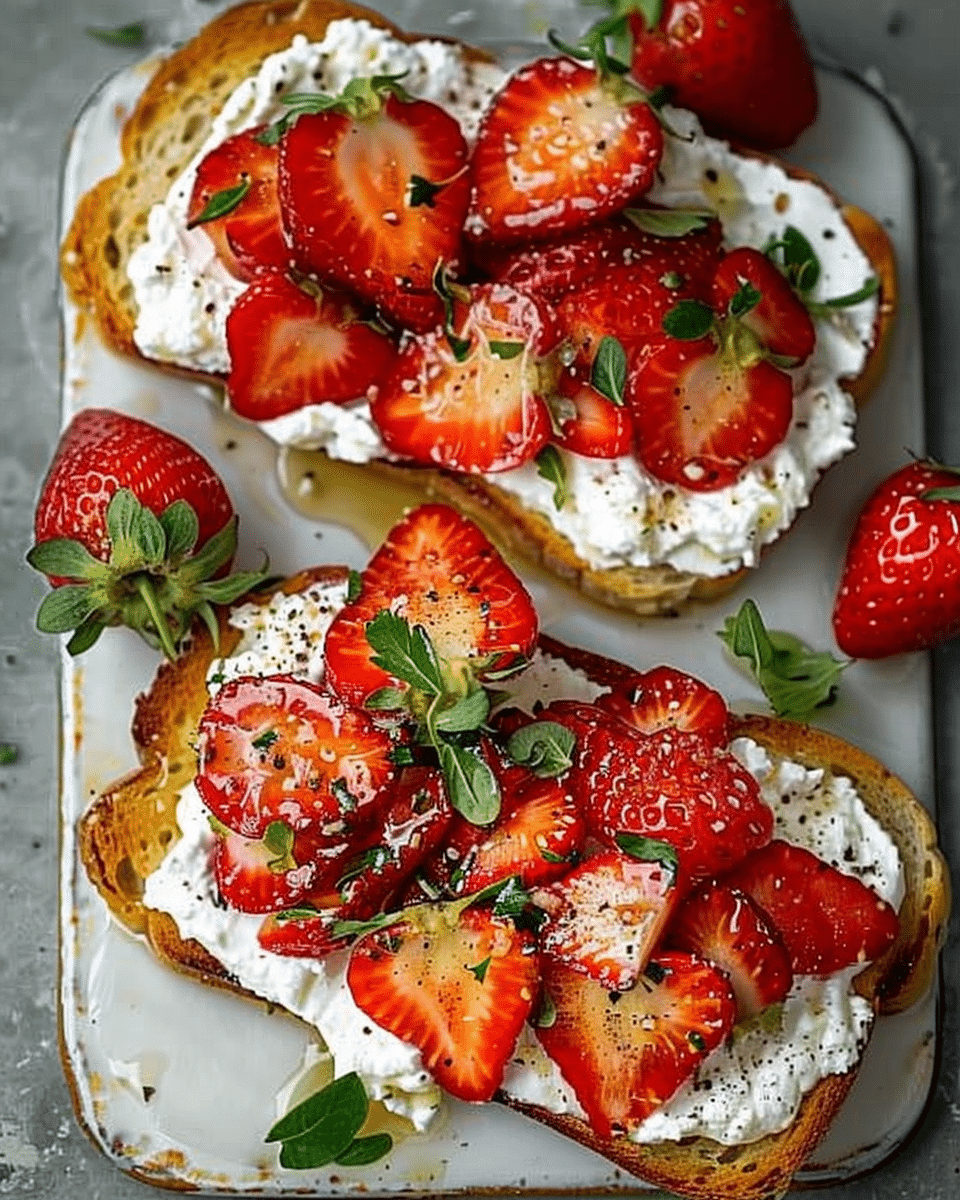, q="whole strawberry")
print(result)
[626,0,818,149]
[28,408,266,659]
[832,460,960,658]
